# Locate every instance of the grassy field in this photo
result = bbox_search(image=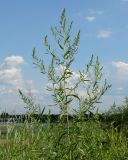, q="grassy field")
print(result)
[0,119,127,160]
